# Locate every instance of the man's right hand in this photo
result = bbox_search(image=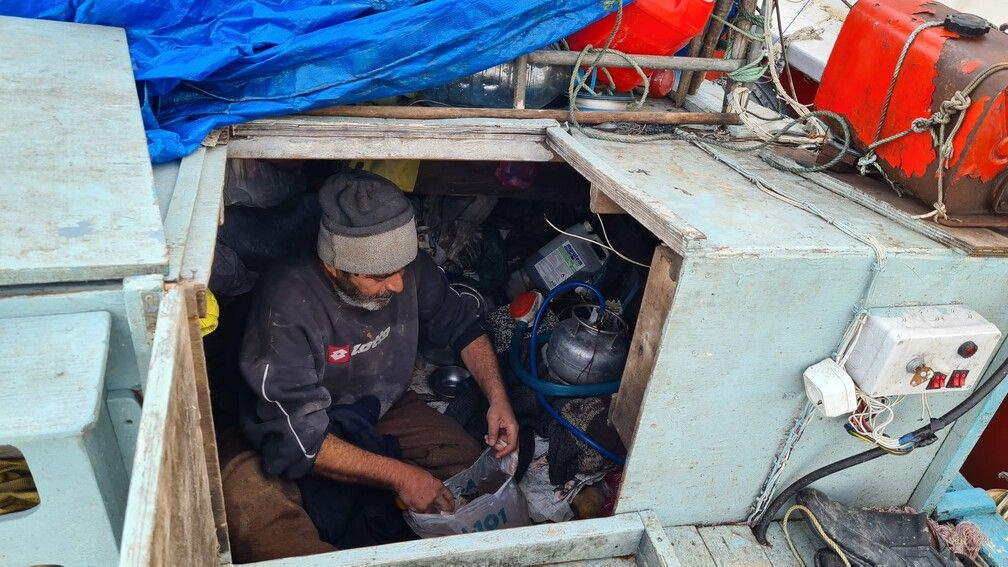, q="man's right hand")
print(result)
[395,465,455,514]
